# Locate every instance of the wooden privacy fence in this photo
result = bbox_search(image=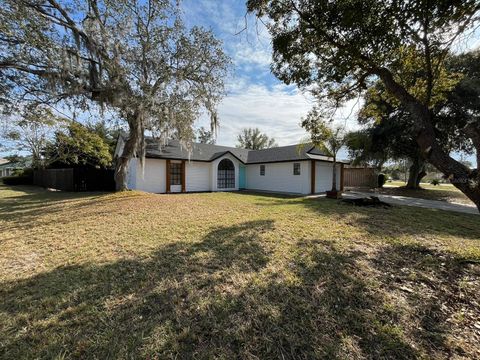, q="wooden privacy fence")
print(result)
[343,167,377,188]
[34,168,115,191]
